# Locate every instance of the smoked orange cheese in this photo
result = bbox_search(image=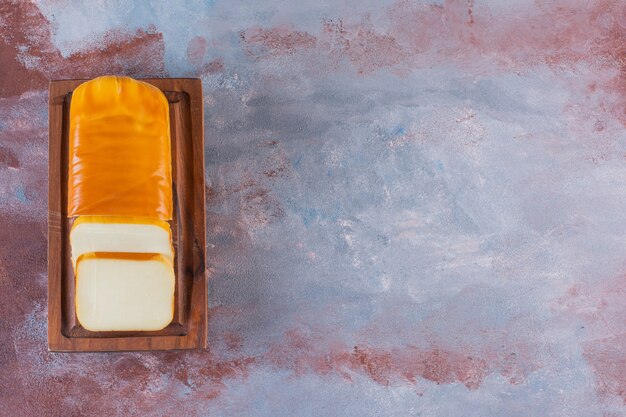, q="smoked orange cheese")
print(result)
[67,76,175,332]
[67,75,172,220]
